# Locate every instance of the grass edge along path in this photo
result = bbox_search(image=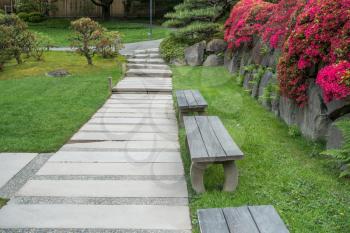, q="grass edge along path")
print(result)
[0,51,124,153]
[172,66,350,233]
